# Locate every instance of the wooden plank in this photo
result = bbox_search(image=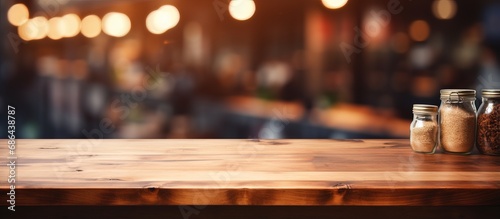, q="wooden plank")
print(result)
[1,139,500,206]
